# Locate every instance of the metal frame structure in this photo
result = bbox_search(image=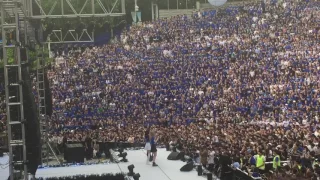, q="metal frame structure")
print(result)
[30,0,125,19]
[1,0,28,179]
[151,1,159,20]
[1,0,126,179]
[35,0,126,44]
[36,52,47,163]
[49,29,94,44]
[36,47,61,166]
